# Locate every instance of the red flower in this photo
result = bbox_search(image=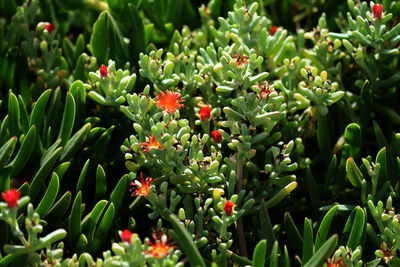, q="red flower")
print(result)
[140,135,163,152]
[130,173,154,197]
[269,26,278,35]
[120,229,133,242]
[372,4,383,19]
[199,106,211,121]
[45,23,54,33]
[224,201,235,216]
[154,91,184,113]
[211,130,222,143]
[2,188,20,208]
[99,65,108,78]
[144,232,175,258]
[326,257,347,267]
